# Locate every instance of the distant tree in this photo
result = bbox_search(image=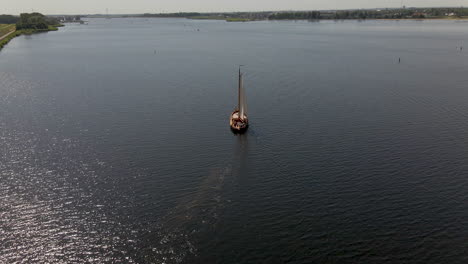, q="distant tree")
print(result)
[16,12,57,30]
[0,15,19,24]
